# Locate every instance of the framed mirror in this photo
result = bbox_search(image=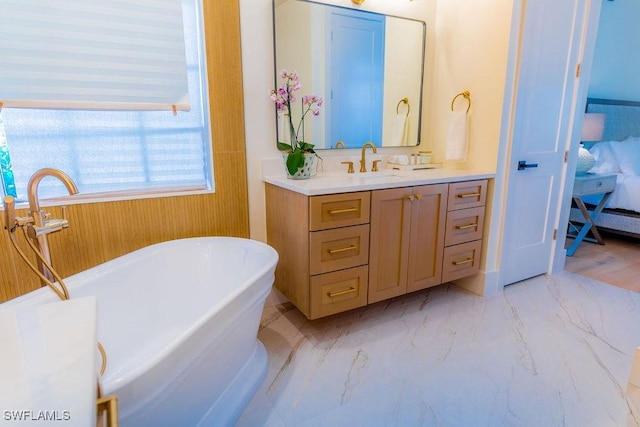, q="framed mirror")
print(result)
[272,0,426,149]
